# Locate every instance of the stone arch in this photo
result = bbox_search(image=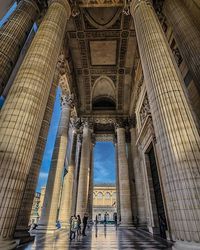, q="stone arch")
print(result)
[92,75,116,110]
